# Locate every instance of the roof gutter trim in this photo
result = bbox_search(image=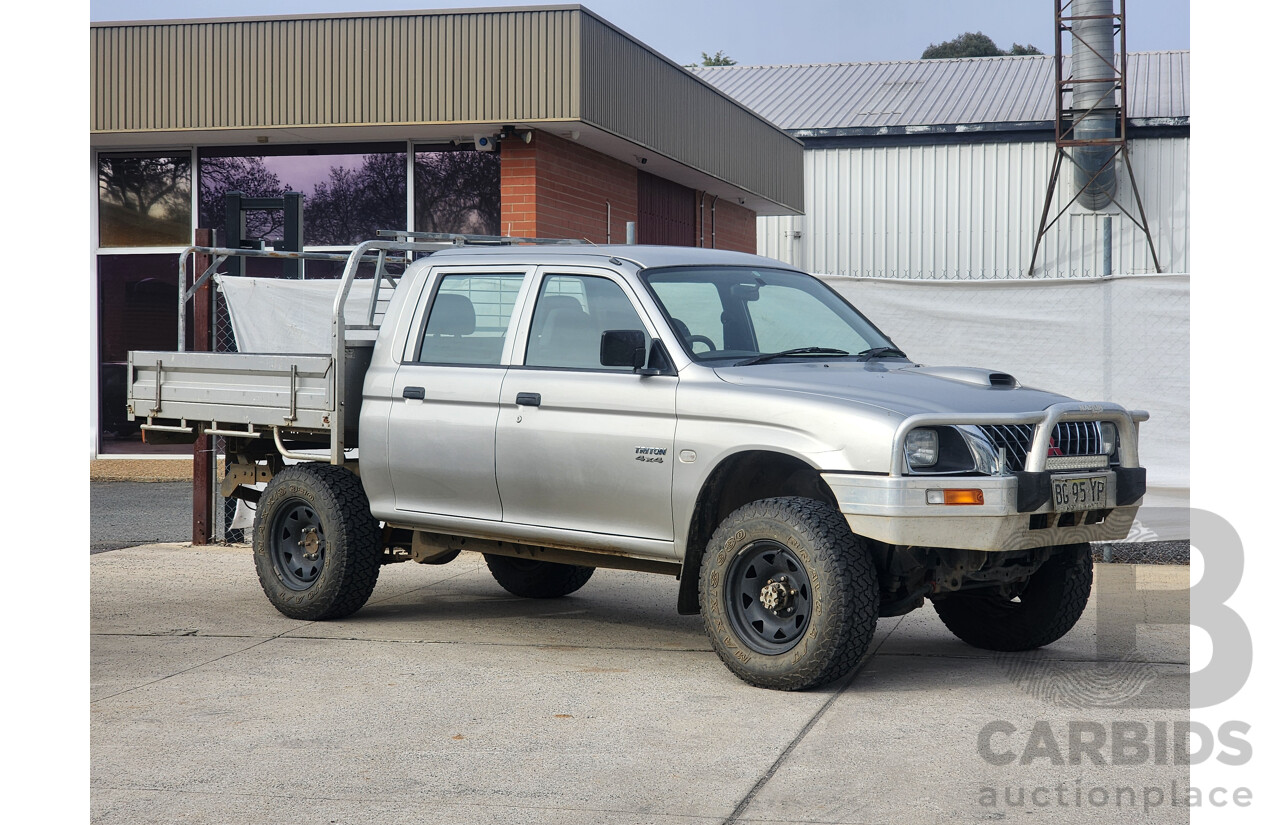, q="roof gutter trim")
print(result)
[90,4,586,28]
[789,117,1188,141]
